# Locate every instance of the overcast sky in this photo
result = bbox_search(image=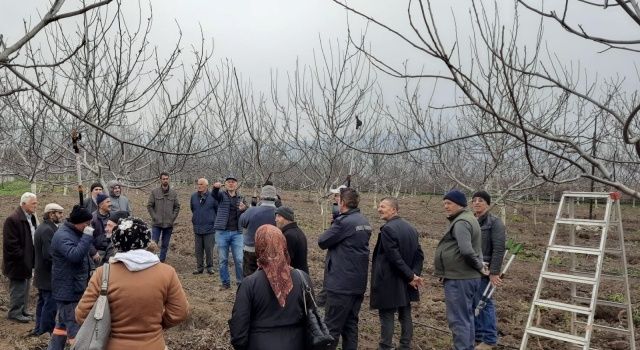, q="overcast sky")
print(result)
[2,1,638,102]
